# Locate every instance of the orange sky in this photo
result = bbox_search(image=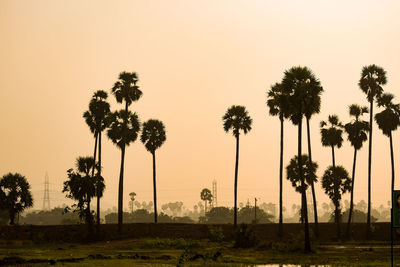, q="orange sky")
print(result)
[0,0,399,212]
